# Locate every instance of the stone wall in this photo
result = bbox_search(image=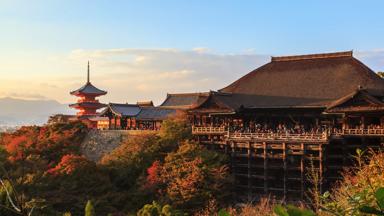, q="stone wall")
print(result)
[81,130,157,162]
